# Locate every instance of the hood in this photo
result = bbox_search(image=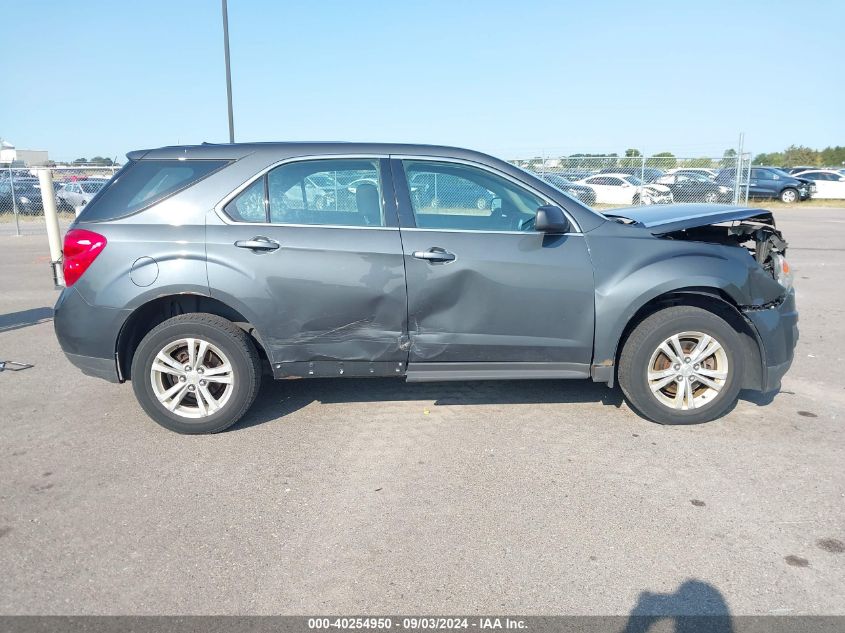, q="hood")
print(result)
[642,184,671,193]
[602,204,774,234]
